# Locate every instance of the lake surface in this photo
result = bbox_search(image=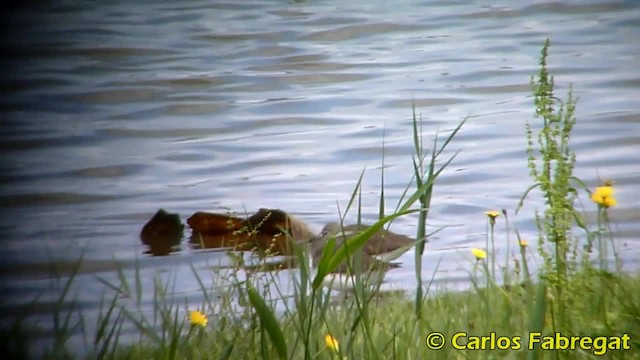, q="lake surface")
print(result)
[1,0,639,355]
